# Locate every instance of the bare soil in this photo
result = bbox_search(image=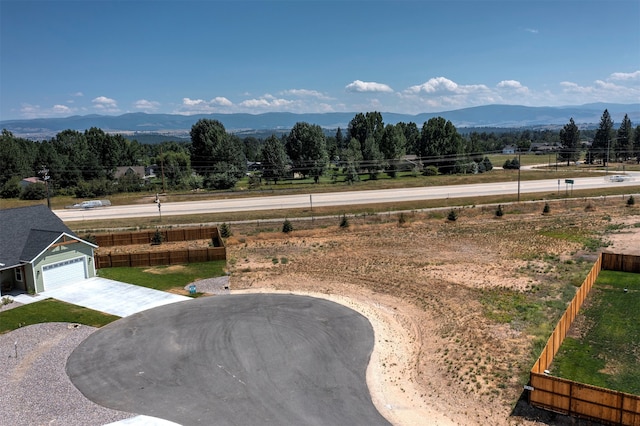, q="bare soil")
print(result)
[221,201,640,426]
[93,199,640,425]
